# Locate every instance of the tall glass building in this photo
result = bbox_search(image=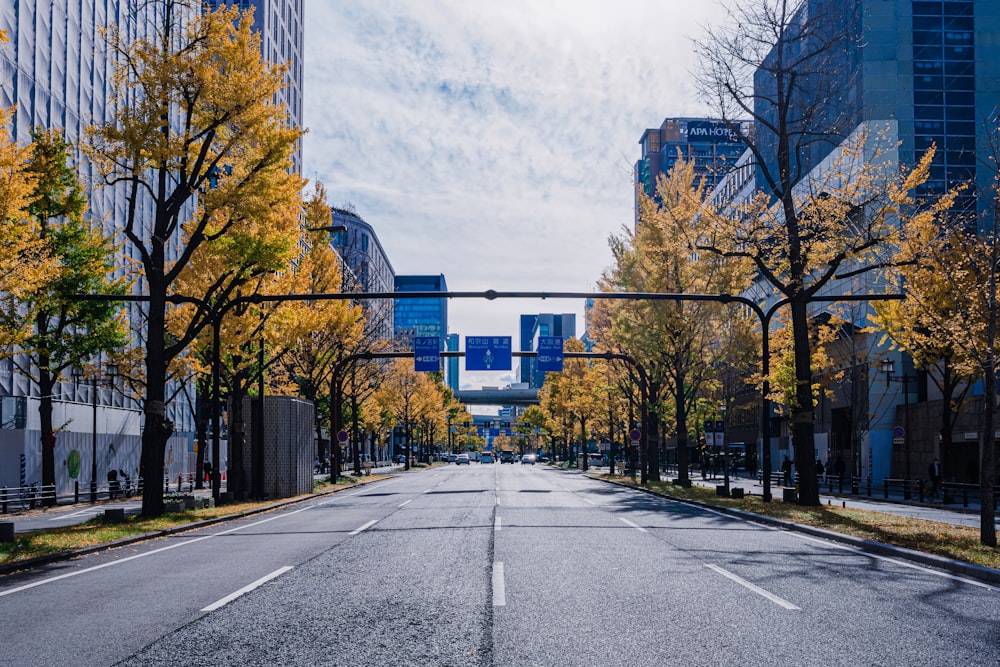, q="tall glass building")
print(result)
[393,274,449,353]
[634,117,750,225]
[205,0,303,172]
[518,314,575,389]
